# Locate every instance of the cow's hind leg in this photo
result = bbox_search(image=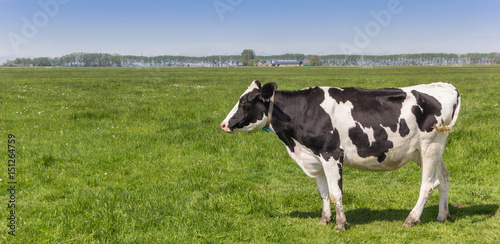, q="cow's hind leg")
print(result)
[436,160,450,223]
[316,172,332,225]
[322,158,347,232]
[404,142,446,227]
